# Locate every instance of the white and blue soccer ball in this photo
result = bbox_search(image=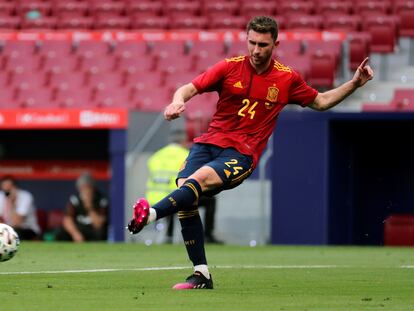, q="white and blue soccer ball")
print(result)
[0,223,20,262]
